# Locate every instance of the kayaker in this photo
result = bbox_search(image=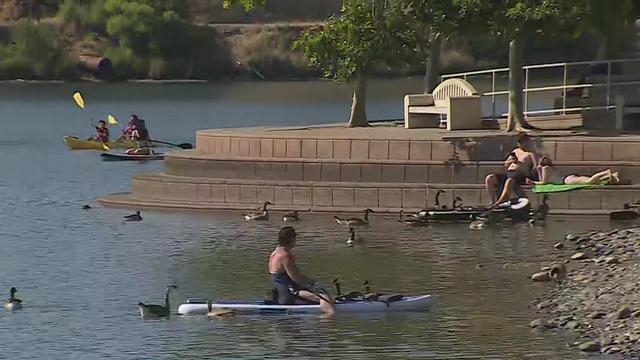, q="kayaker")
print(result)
[268,226,335,315]
[87,120,109,143]
[122,115,138,139]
